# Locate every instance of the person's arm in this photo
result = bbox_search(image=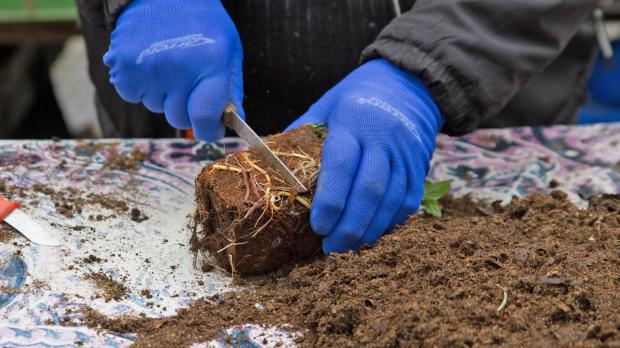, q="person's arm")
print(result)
[362,0,599,135]
[288,0,600,254]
